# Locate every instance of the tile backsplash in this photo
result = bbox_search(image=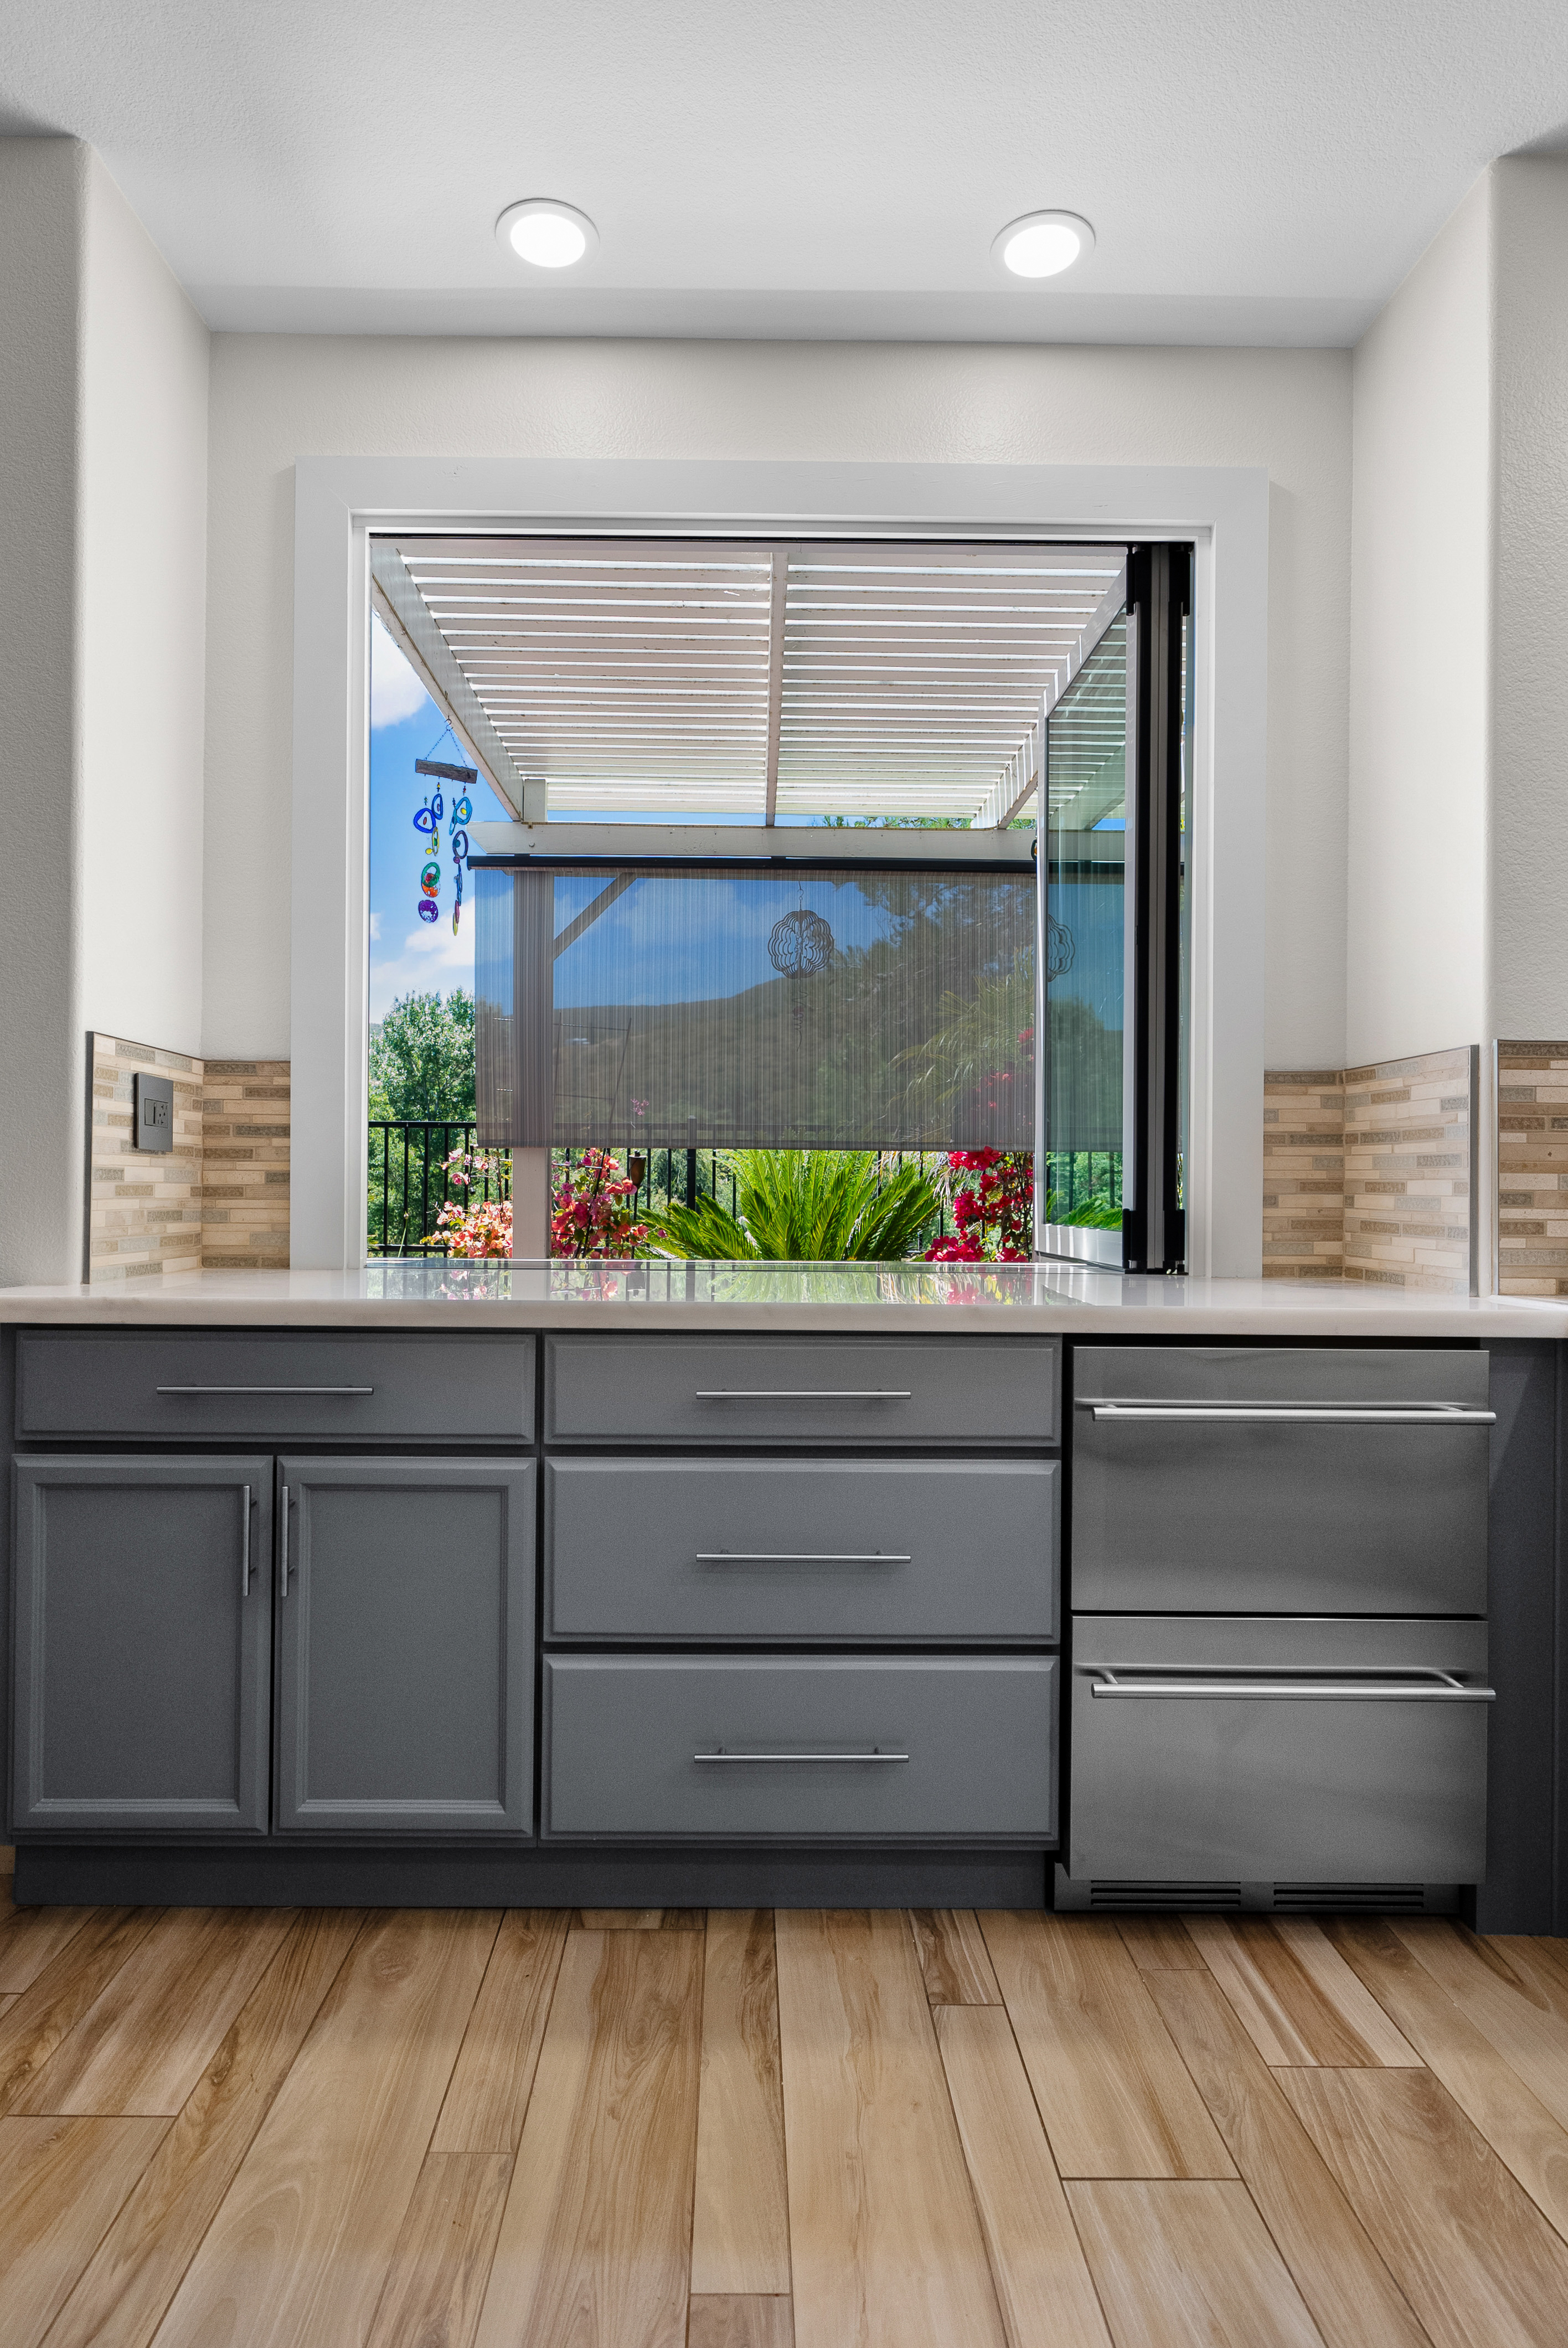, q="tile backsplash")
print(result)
[1497,1041,1568,1297]
[89,1034,289,1283]
[1264,1046,1477,1294]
